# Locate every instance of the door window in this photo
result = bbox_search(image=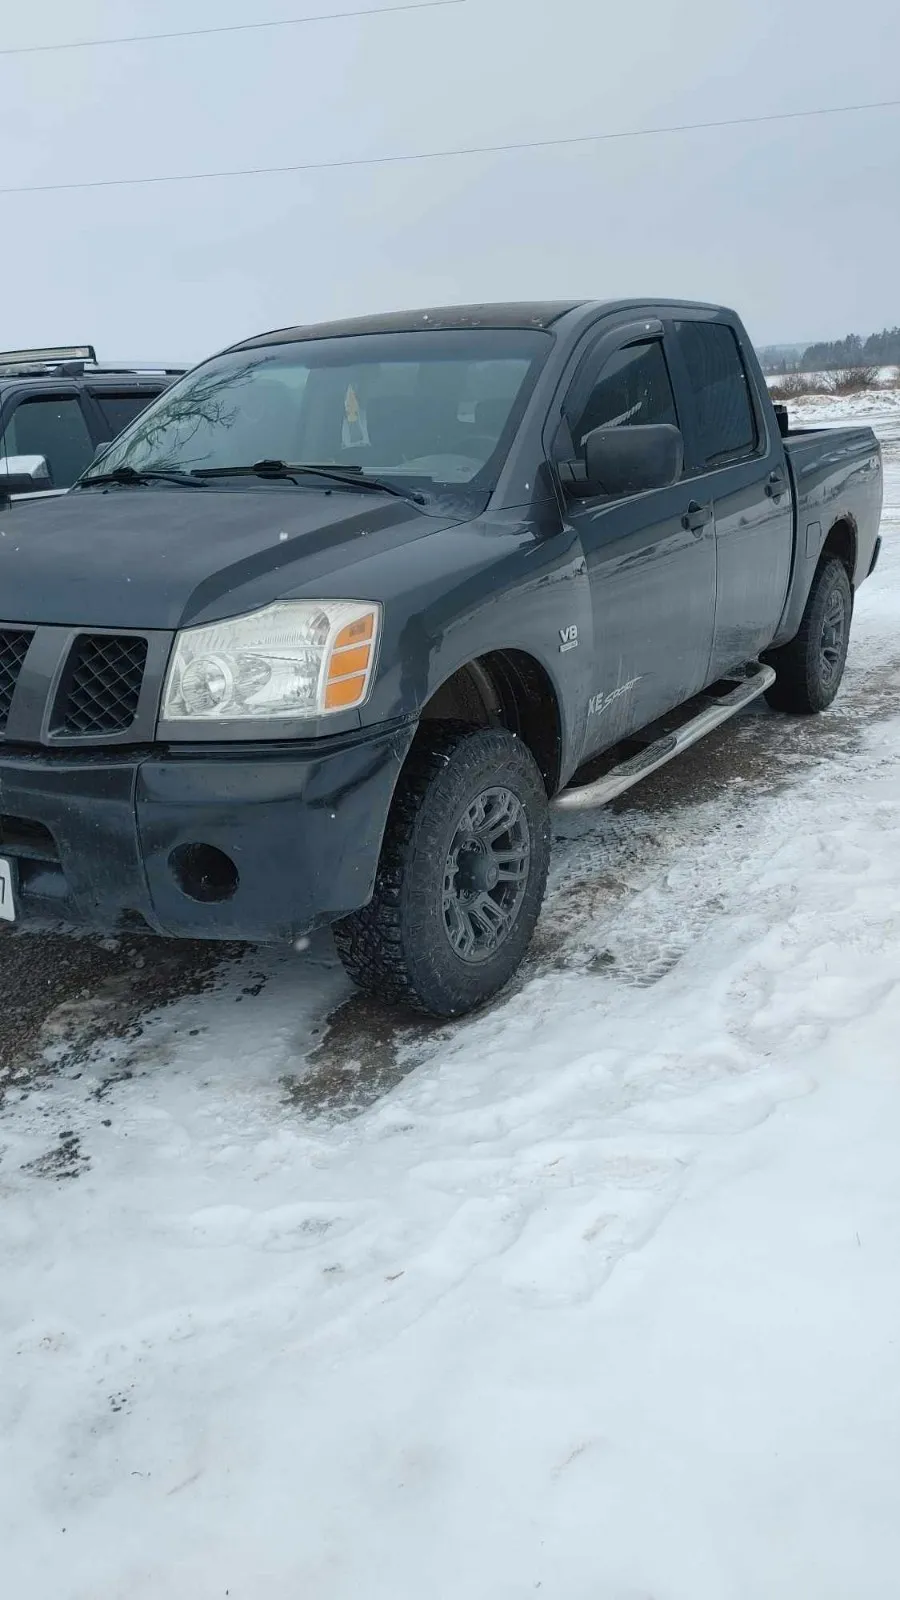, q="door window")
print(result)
[673,321,758,465]
[1,395,94,487]
[95,392,160,437]
[568,340,679,452]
